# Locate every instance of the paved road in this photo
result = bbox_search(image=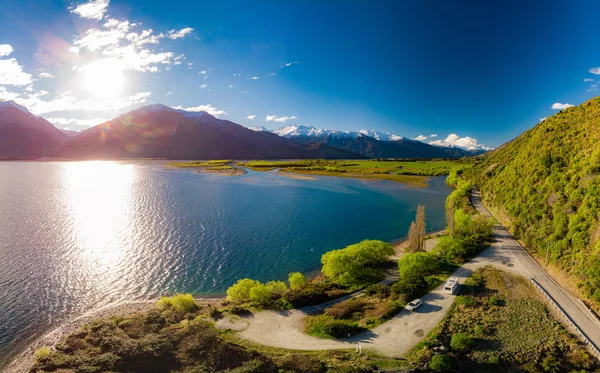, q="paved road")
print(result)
[471,188,600,352]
